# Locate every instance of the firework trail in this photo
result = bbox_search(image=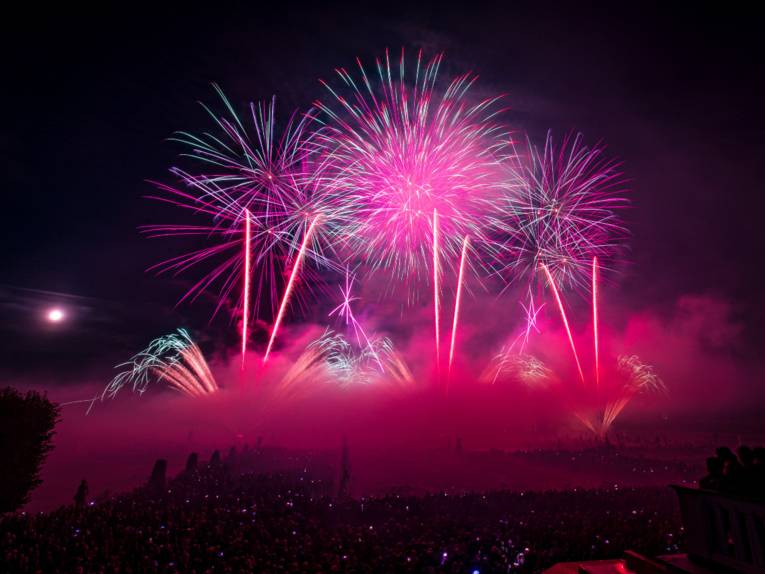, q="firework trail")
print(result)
[492,131,627,293]
[145,88,348,337]
[276,328,413,400]
[241,208,251,368]
[98,329,219,409]
[448,235,470,375]
[315,49,508,290]
[592,256,600,386]
[263,215,320,363]
[541,263,585,384]
[433,209,441,366]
